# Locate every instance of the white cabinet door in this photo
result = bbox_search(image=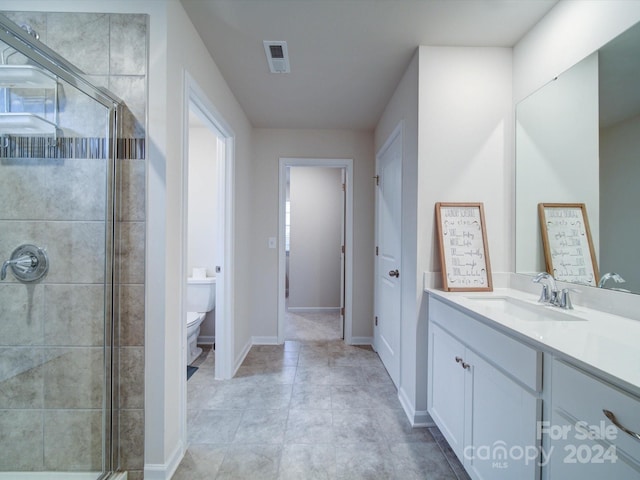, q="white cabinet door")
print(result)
[465,350,541,480]
[428,298,543,480]
[428,323,467,459]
